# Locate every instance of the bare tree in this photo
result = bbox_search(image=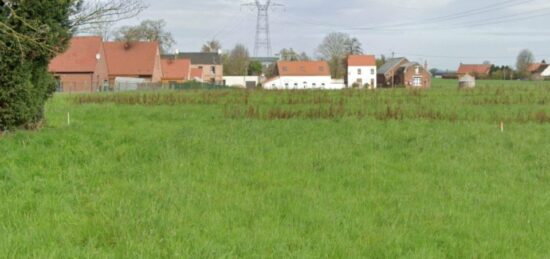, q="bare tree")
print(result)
[224,44,250,76]
[113,19,176,54]
[0,0,147,54]
[70,0,147,33]
[201,40,222,53]
[317,32,363,78]
[347,37,363,55]
[516,49,534,80]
